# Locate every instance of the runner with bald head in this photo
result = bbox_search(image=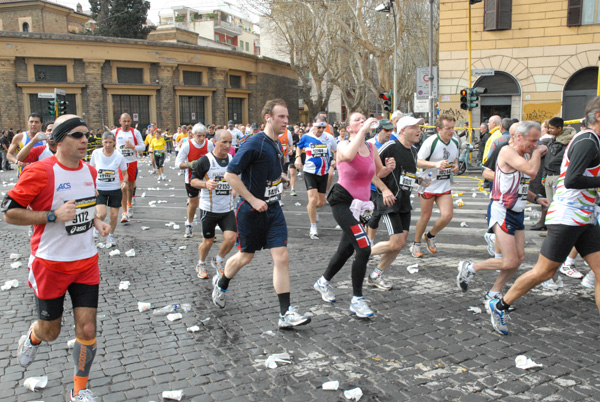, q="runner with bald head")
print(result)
[3,113,110,401]
[112,113,144,223]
